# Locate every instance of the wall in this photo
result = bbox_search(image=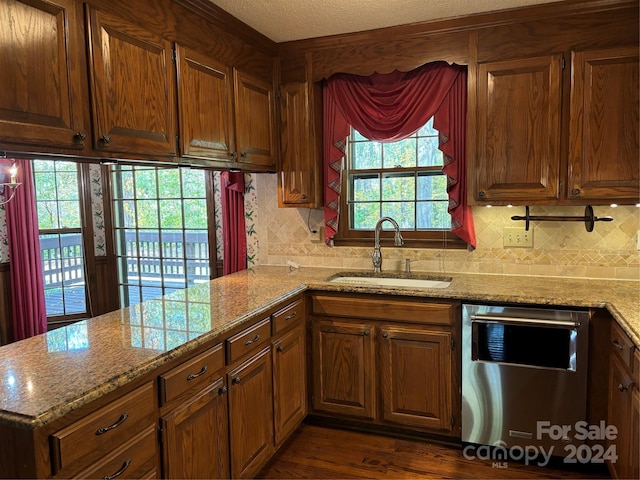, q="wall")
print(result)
[254,174,640,281]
